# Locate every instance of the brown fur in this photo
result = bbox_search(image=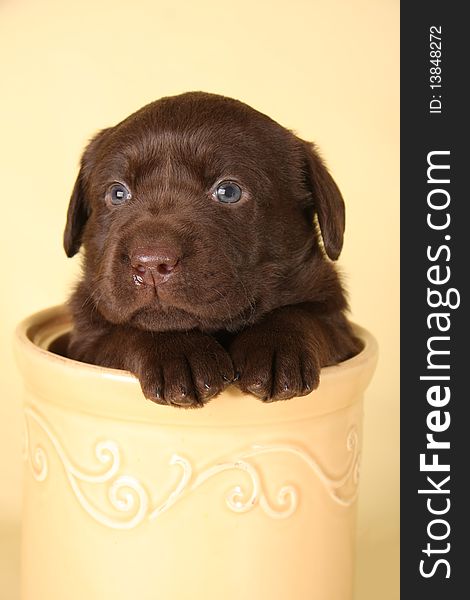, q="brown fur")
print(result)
[64,92,362,407]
